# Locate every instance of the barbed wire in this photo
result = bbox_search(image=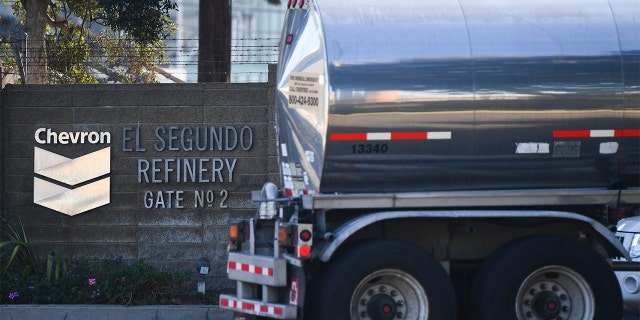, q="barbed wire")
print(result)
[0,37,281,82]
